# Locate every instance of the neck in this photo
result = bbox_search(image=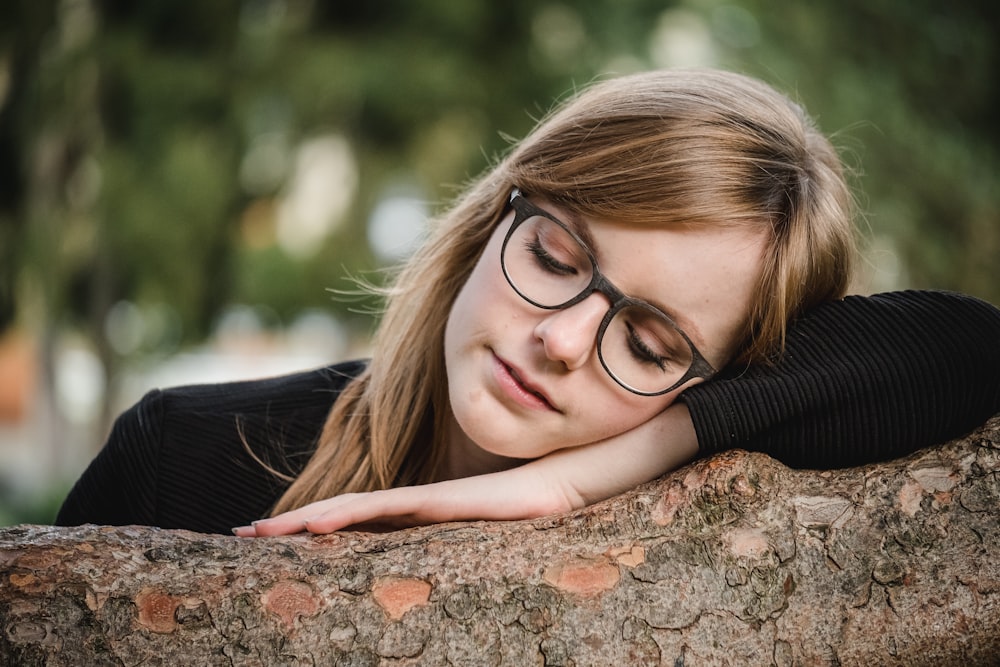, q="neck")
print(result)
[438,411,527,481]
